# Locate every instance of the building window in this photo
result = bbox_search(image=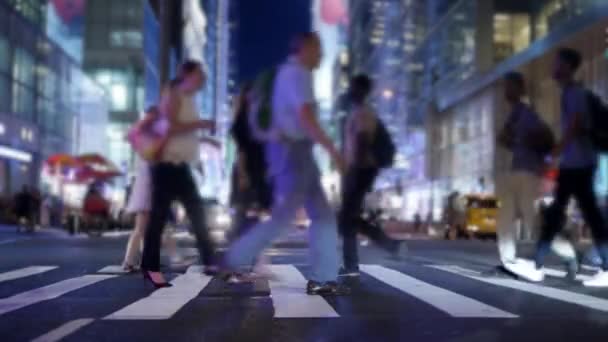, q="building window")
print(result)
[13,48,35,87]
[493,13,531,63]
[110,31,143,48]
[93,69,134,112]
[12,83,35,120]
[0,76,10,112]
[37,67,57,99]
[0,36,11,74]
